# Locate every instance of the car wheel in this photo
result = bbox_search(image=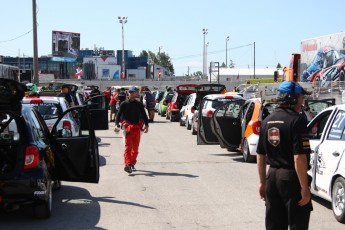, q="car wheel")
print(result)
[34,183,52,219]
[52,180,61,190]
[186,117,192,130]
[242,138,256,163]
[191,121,197,135]
[179,115,184,126]
[332,177,345,223]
